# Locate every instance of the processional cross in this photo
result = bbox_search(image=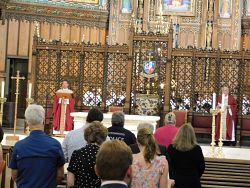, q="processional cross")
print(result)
[7,71,25,141]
